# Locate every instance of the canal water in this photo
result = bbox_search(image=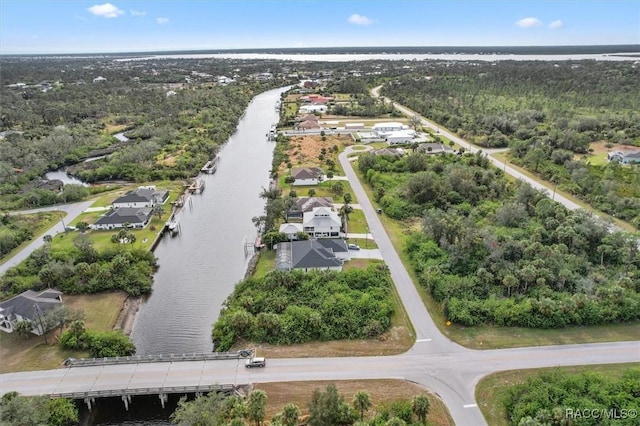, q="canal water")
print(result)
[130,86,286,355]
